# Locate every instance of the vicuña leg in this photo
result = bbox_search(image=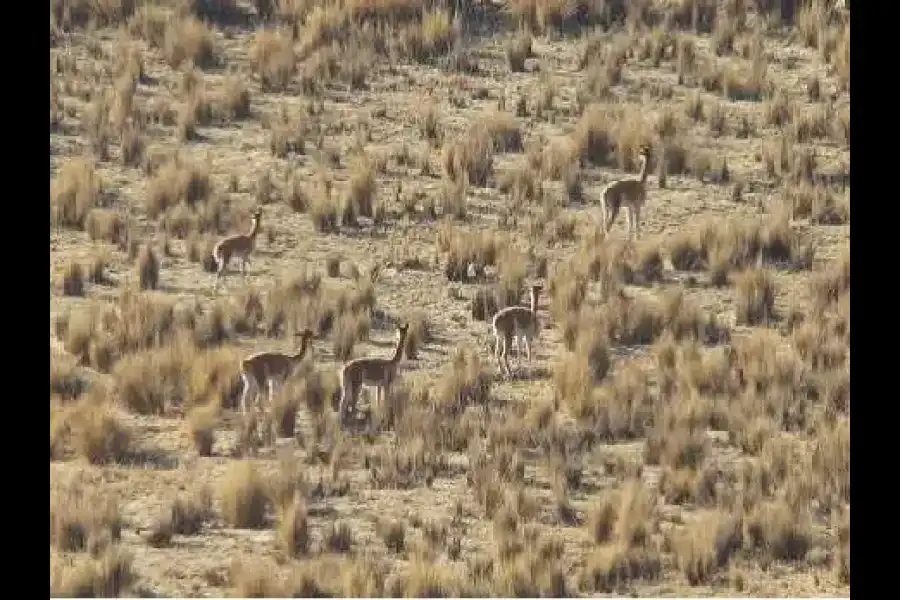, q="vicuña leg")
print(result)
[339,382,348,420]
[267,378,276,409]
[384,382,394,408]
[494,332,505,375]
[339,379,357,425]
[240,372,257,416]
[502,333,513,378]
[599,197,609,234]
[214,255,228,290]
[606,201,620,235]
[624,207,635,240]
[381,381,391,410]
[268,377,283,440]
[496,334,508,378]
[338,385,349,424]
[350,383,360,419]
